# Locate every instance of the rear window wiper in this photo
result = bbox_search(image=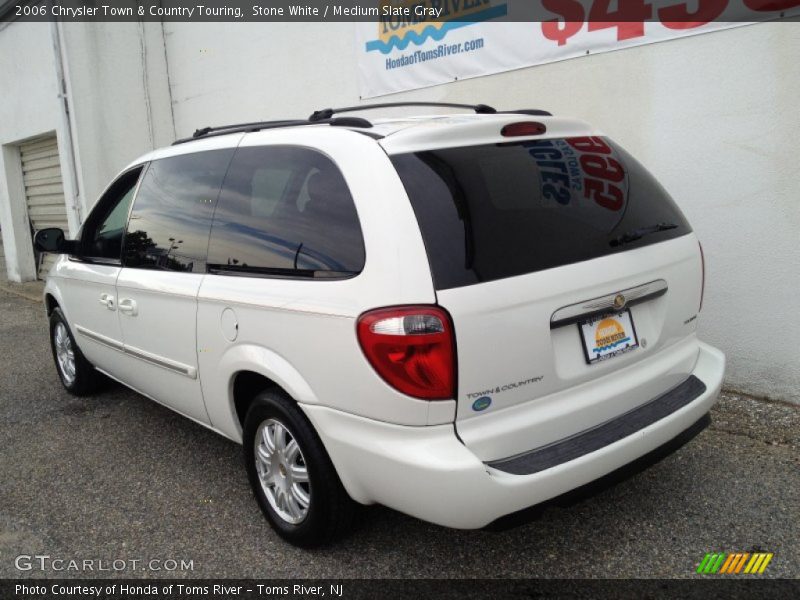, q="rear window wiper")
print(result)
[609,223,678,247]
